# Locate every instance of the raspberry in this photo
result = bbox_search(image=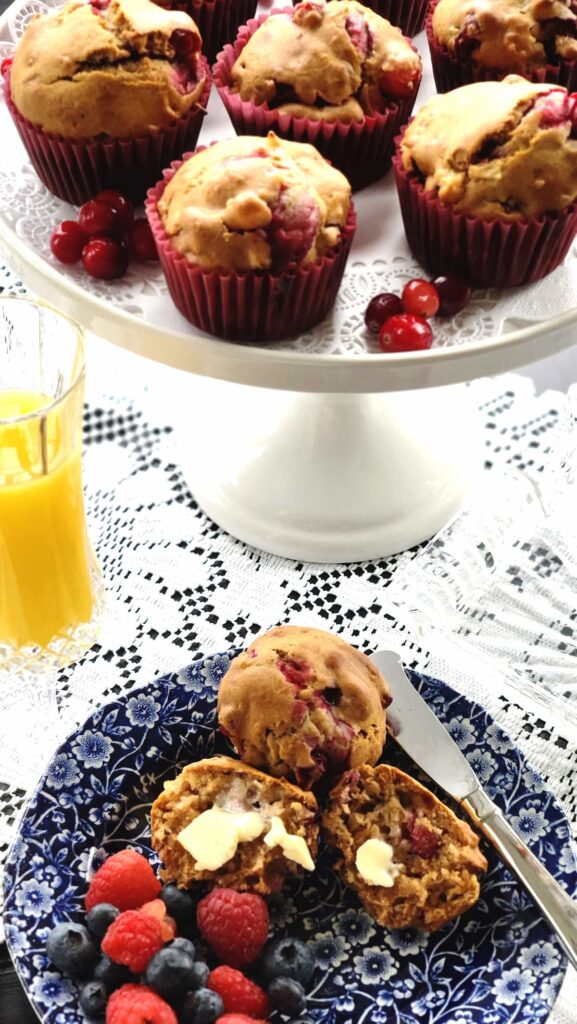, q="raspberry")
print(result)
[197,889,269,967]
[140,899,177,942]
[208,966,271,1018]
[85,849,161,911]
[102,910,164,973]
[217,1017,268,1023]
[106,983,177,1024]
